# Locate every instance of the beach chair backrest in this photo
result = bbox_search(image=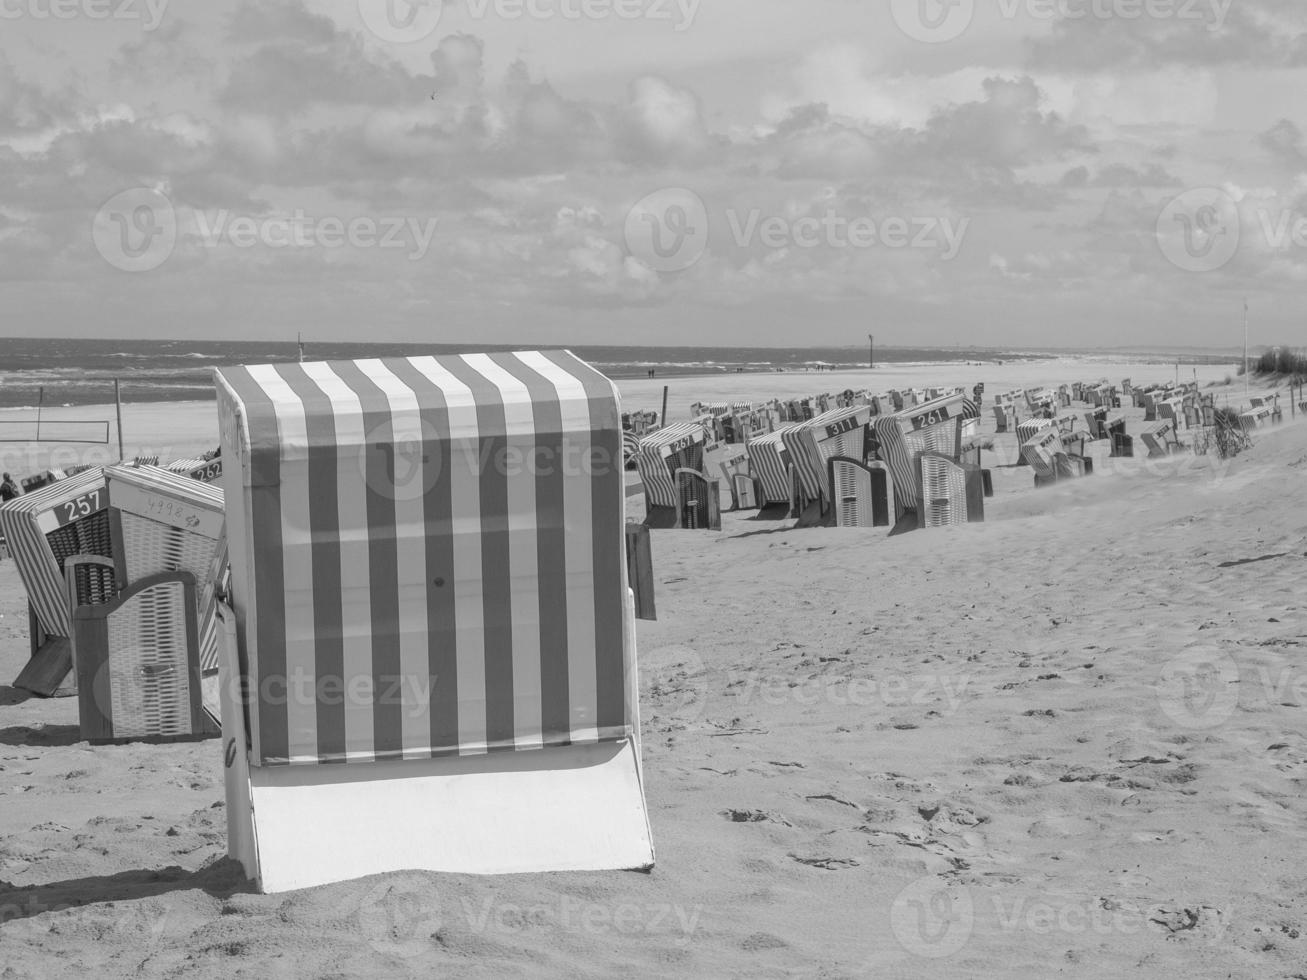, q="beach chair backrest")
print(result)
[74,570,203,743]
[827,457,892,528]
[918,454,969,528]
[0,467,112,641]
[636,422,707,510]
[781,405,871,505]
